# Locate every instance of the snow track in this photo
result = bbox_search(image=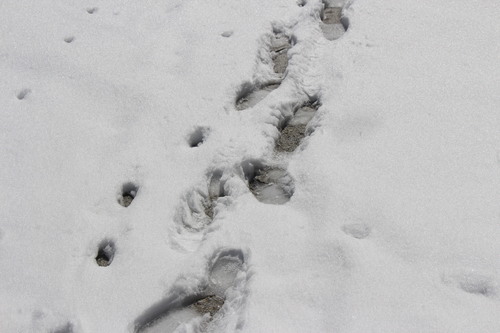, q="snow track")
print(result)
[1,0,499,331]
[138,0,351,331]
